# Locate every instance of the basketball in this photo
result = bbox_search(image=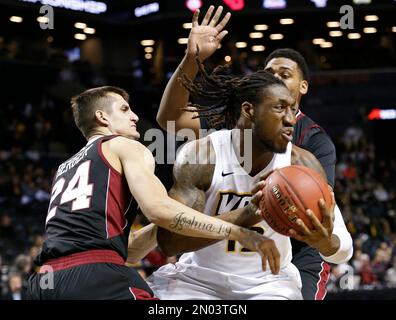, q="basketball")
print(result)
[259,165,332,236]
